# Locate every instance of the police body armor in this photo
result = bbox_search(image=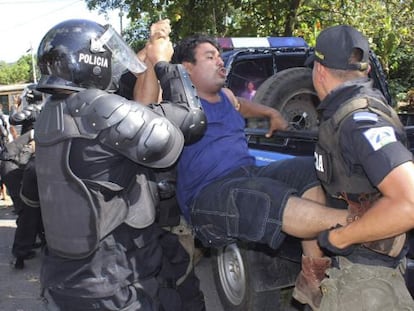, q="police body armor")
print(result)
[35,64,206,259]
[315,96,406,197]
[35,90,179,259]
